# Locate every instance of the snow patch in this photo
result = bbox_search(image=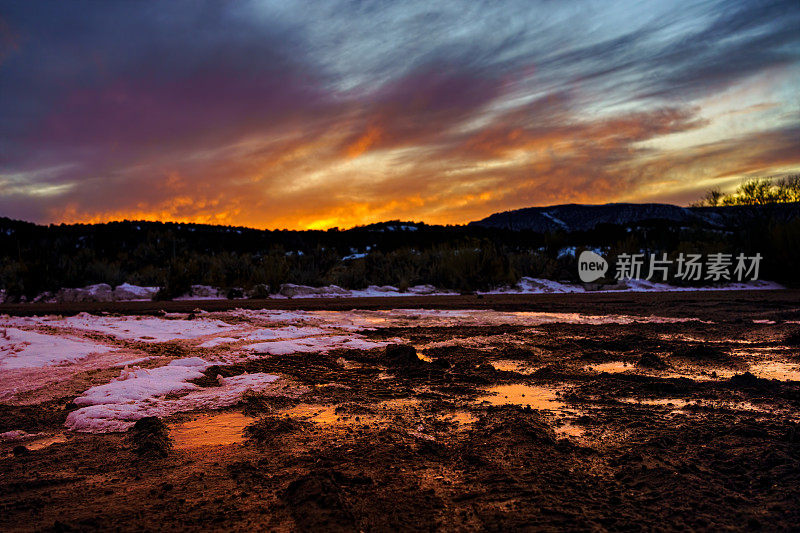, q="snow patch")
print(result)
[112,283,158,300]
[279,284,350,298]
[31,313,238,343]
[246,335,390,355]
[37,283,159,303]
[65,358,279,432]
[0,327,113,369]
[342,252,368,261]
[480,277,783,295]
[541,211,569,230]
[174,285,225,300]
[557,246,577,258]
[72,358,209,408]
